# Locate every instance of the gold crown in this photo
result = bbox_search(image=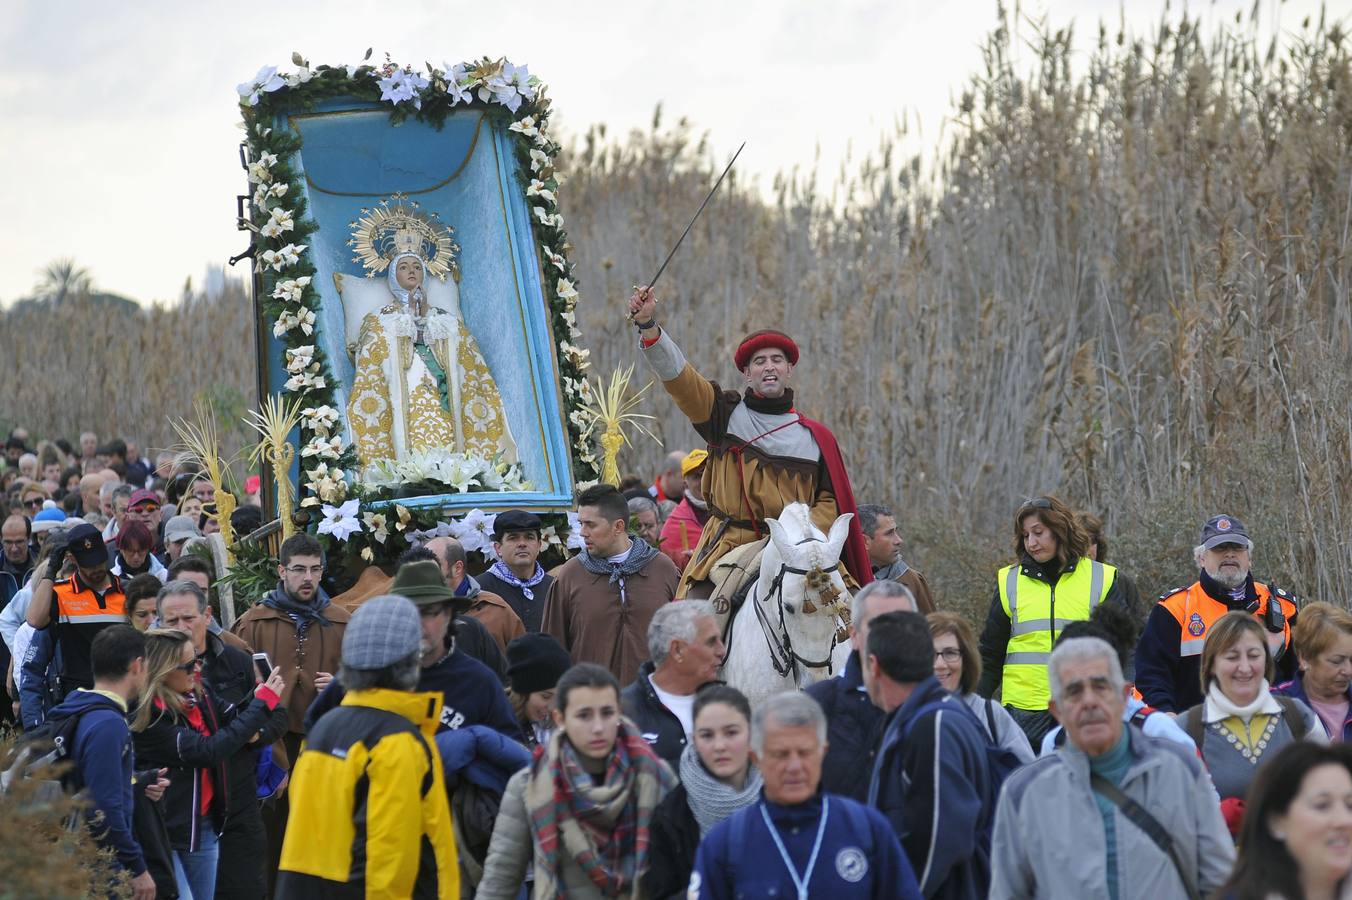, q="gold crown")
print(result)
[347,194,460,281]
